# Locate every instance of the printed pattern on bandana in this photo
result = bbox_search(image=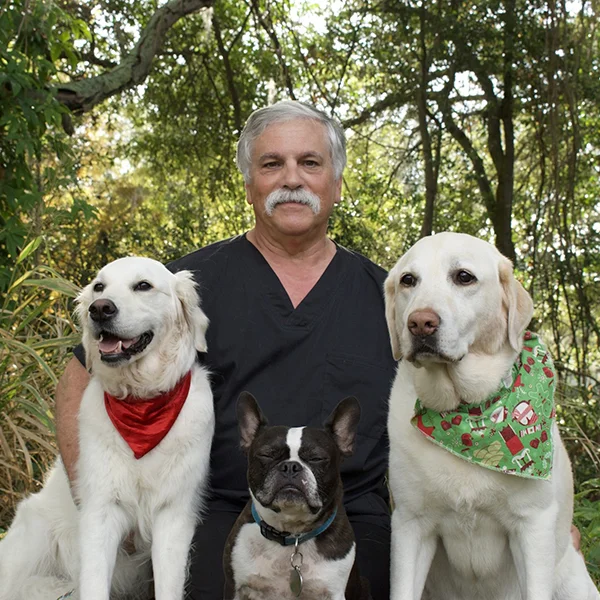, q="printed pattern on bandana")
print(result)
[411,332,556,480]
[104,370,191,459]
